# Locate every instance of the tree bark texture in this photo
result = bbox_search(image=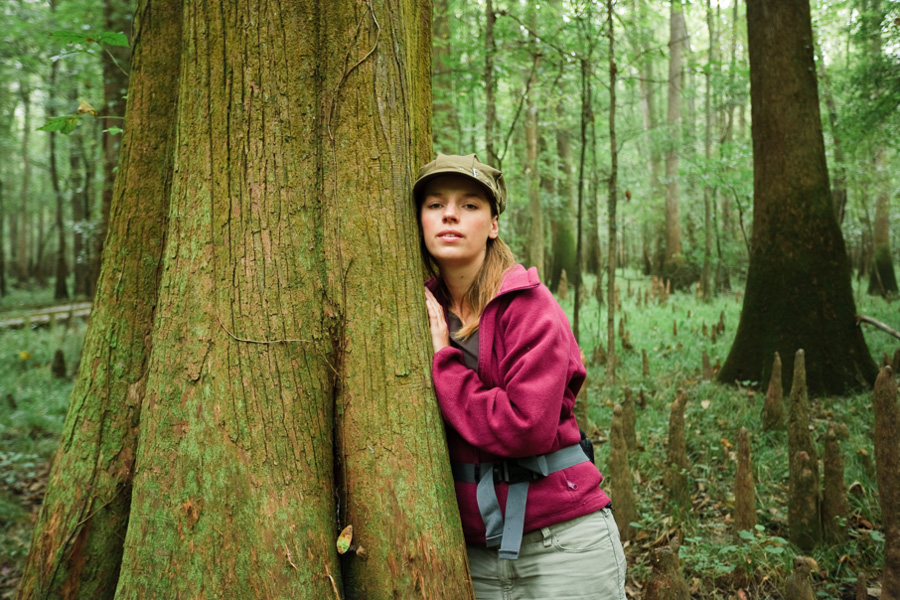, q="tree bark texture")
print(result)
[606,0,618,383]
[717,0,877,395]
[22,1,472,599]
